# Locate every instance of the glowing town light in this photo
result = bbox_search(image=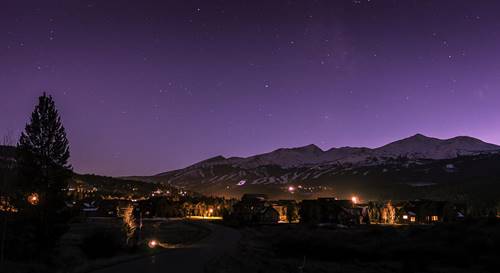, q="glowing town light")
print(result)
[28,193,39,205]
[351,196,358,204]
[208,208,214,214]
[288,186,295,192]
[148,239,159,249]
[402,215,408,220]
